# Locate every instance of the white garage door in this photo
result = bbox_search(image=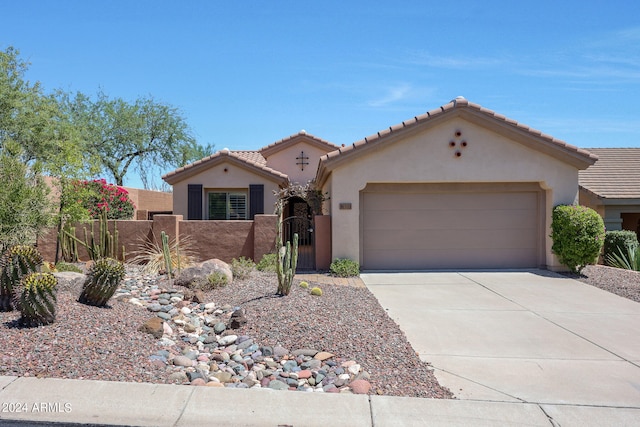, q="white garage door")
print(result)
[362,187,541,270]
